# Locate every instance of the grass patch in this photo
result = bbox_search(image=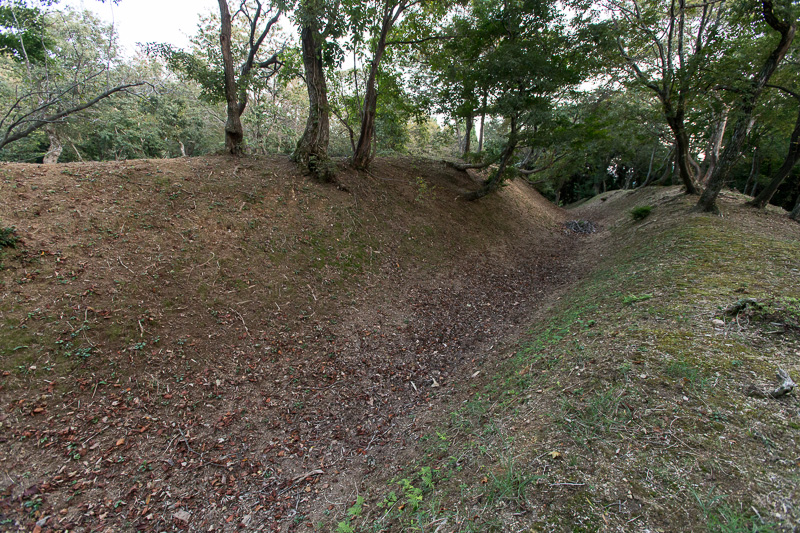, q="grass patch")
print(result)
[630,205,653,220]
